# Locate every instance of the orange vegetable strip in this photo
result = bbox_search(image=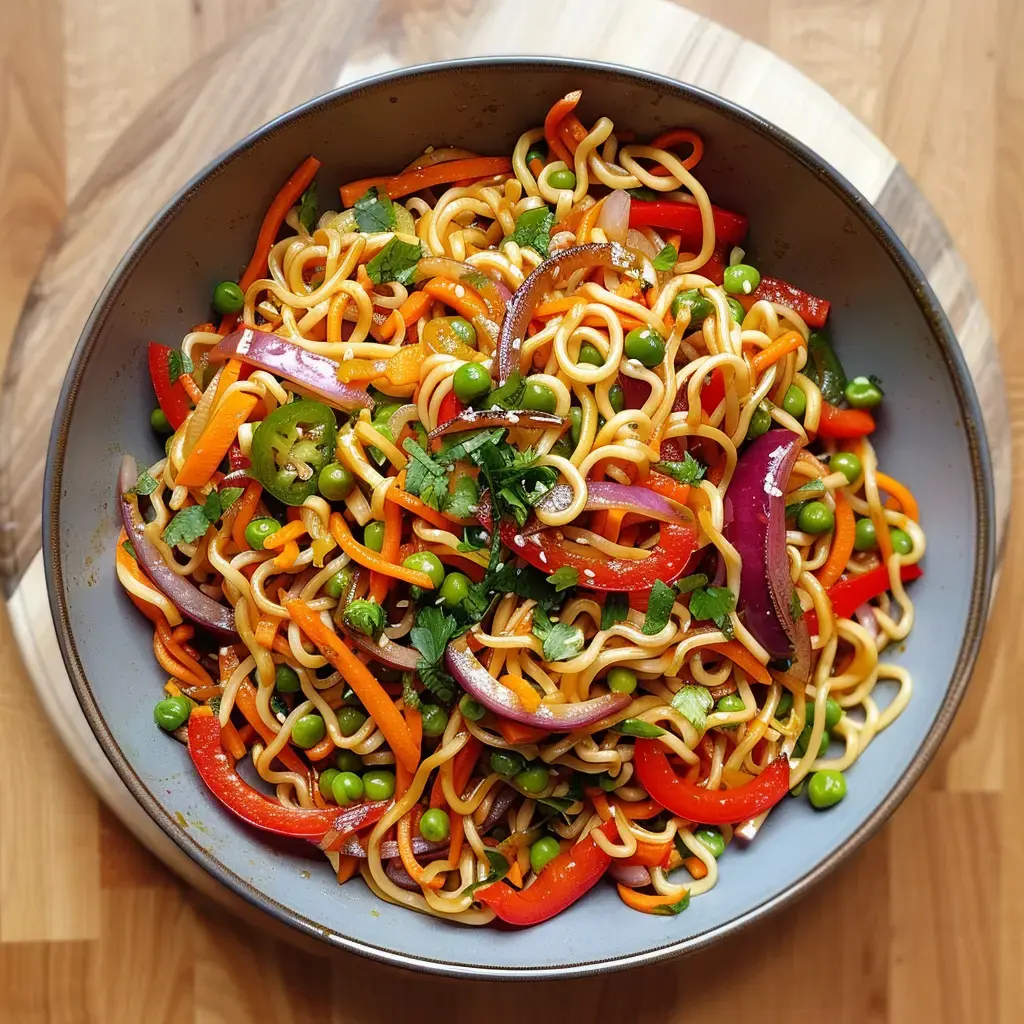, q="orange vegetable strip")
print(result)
[254,616,282,650]
[648,128,704,175]
[815,490,856,589]
[369,499,402,604]
[378,290,433,341]
[397,812,444,890]
[616,884,689,913]
[239,156,321,294]
[275,540,300,569]
[611,798,663,821]
[600,508,627,545]
[386,485,454,531]
[750,331,805,378]
[422,278,489,321]
[557,113,589,152]
[683,856,709,880]
[498,674,542,713]
[211,358,243,412]
[430,736,482,808]
[191,706,214,719]
[263,520,308,550]
[340,156,513,208]
[505,860,525,889]
[284,598,420,774]
[220,721,247,760]
[155,617,214,688]
[153,632,201,686]
[575,198,604,245]
[329,513,435,589]
[875,472,920,523]
[395,706,422,799]
[234,680,312,780]
[543,90,582,165]
[231,481,262,550]
[495,719,550,745]
[175,392,258,488]
[528,157,544,178]
[305,735,336,761]
[446,811,466,868]
[534,297,586,319]
[336,855,359,884]
[705,641,772,686]
[179,374,203,405]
